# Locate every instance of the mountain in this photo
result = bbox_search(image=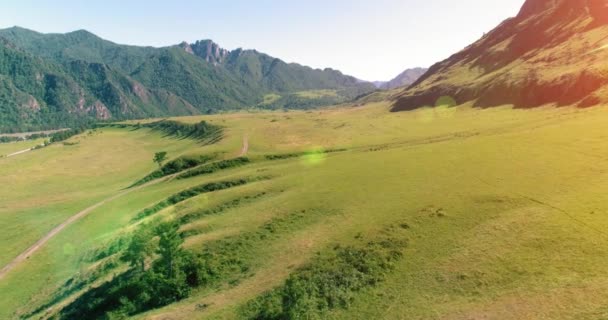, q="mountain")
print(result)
[392,0,608,111]
[374,67,428,90]
[0,27,374,132]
